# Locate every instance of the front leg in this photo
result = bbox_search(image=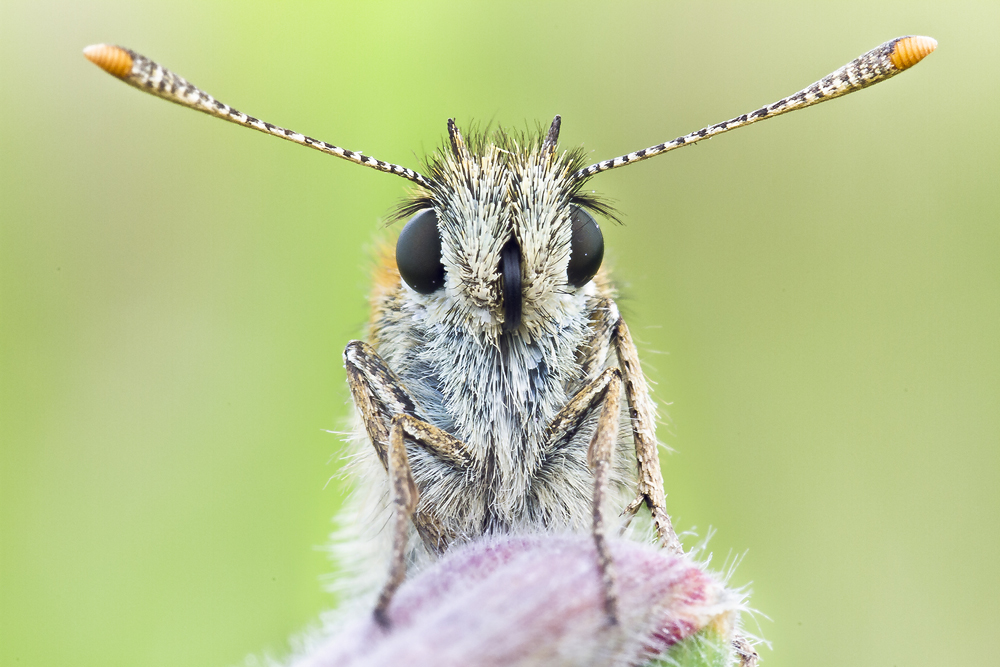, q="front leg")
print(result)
[613,317,682,554]
[545,367,624,625]
[373,414,419,628]
[344,341,477,624]
[343,340,416,470]
[344,340,476,552]
[372,412,474,627]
